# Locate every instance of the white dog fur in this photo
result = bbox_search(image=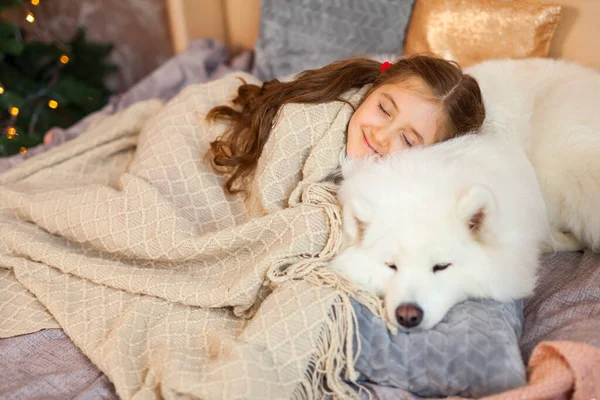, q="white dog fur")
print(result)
[330,57,600,330]
[466,58,600,252]
[330,132,550,330]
